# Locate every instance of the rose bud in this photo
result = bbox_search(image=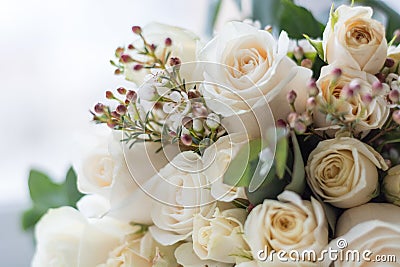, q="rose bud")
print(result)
[383,165,400,206]
[133,64,143,71]
[106,91,114,99]
[385,58,395,68]
[293,46,304,61]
